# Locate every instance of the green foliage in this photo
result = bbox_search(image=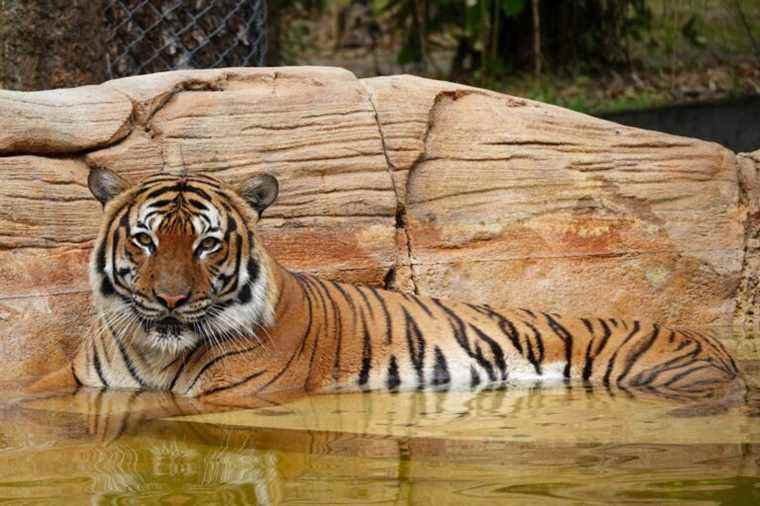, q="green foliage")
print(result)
[269,0,760,116]
[379,0,657,80]
[500,0,526,17]
[681,14,707,48]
